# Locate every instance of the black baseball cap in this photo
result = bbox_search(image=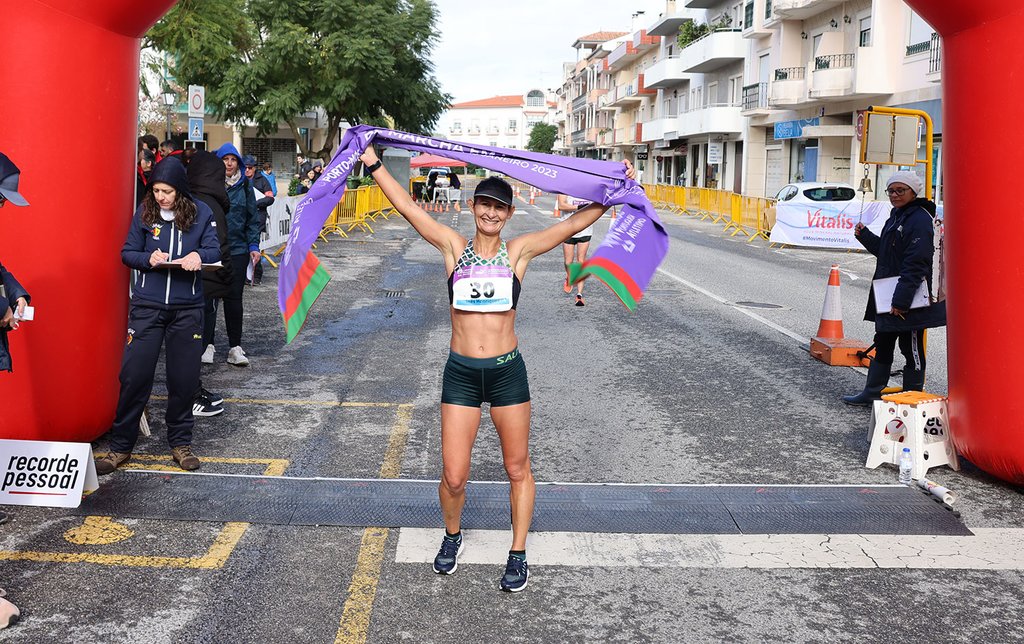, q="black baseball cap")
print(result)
[473,176,513,206]
[0,152,29,206]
